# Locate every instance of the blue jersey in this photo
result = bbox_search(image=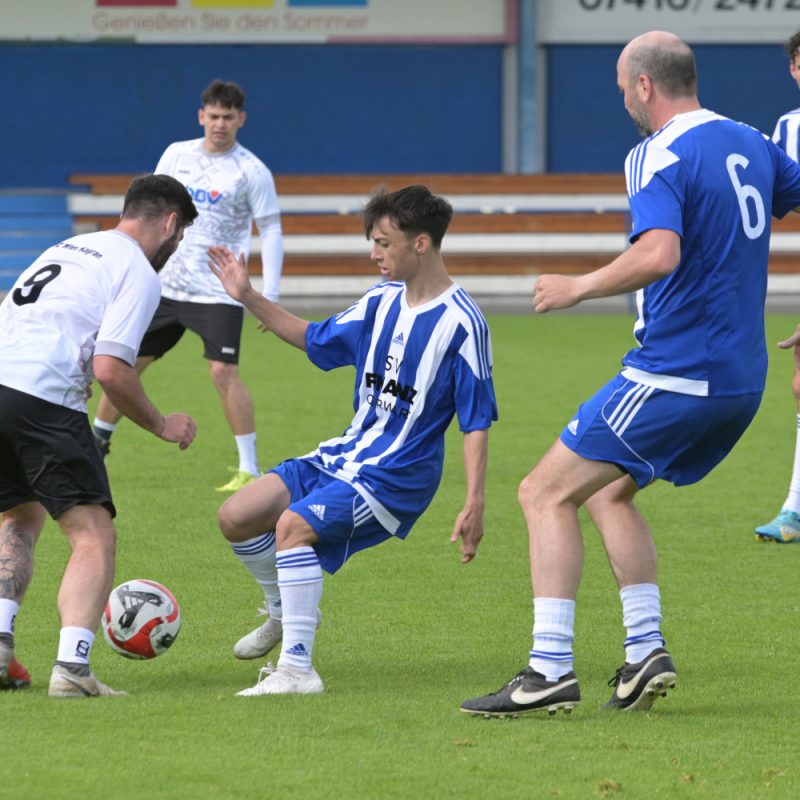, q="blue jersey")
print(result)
[622,109,800,397]
[772,108,800,163]
[302,281,498,537]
